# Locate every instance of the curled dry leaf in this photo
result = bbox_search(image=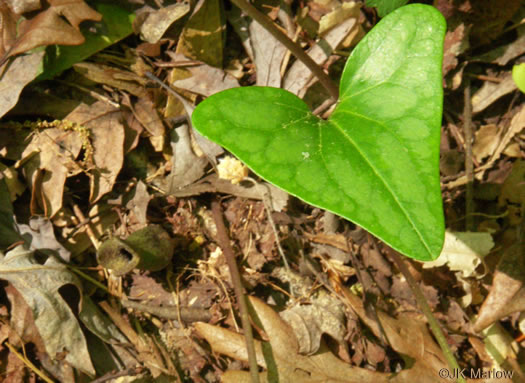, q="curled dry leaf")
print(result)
[474,242,525,332]
[195,296,388,382]
[0,0,101,64]
[280,289,346,354]
[66,101,125,203]
[422,231,494,279]
[138,1,191,44]
[20,123,83,217]
[0,246,95,375]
